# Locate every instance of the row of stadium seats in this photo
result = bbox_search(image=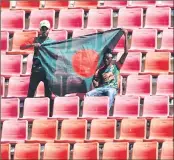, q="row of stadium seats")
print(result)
[1,141,173,159]
[1,7,173,32]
